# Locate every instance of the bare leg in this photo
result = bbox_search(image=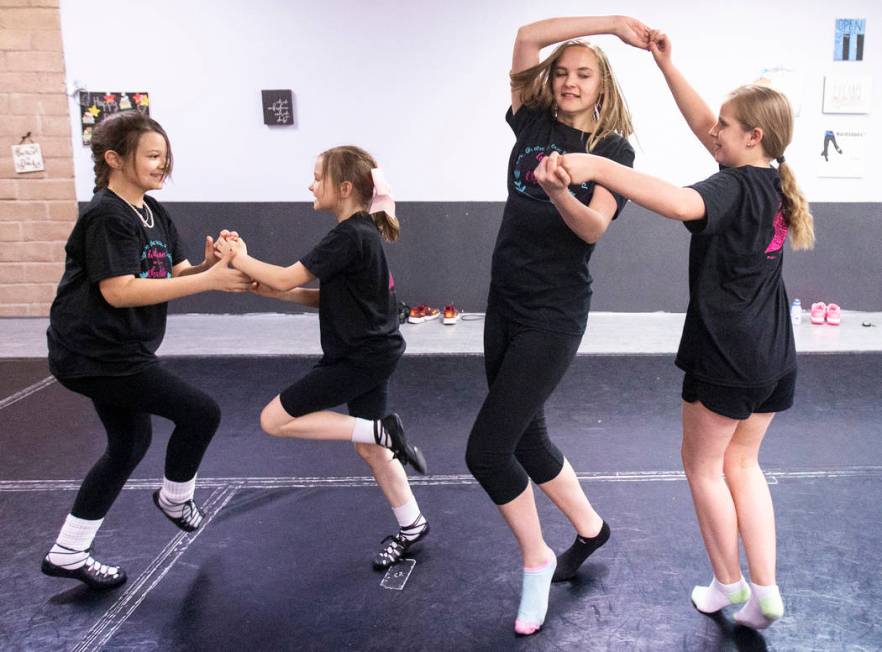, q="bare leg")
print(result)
[260,396,356,440]
[538,458,603,537]
[723,412,777,586]
[354,442,414,508]
[681,400,742,583]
